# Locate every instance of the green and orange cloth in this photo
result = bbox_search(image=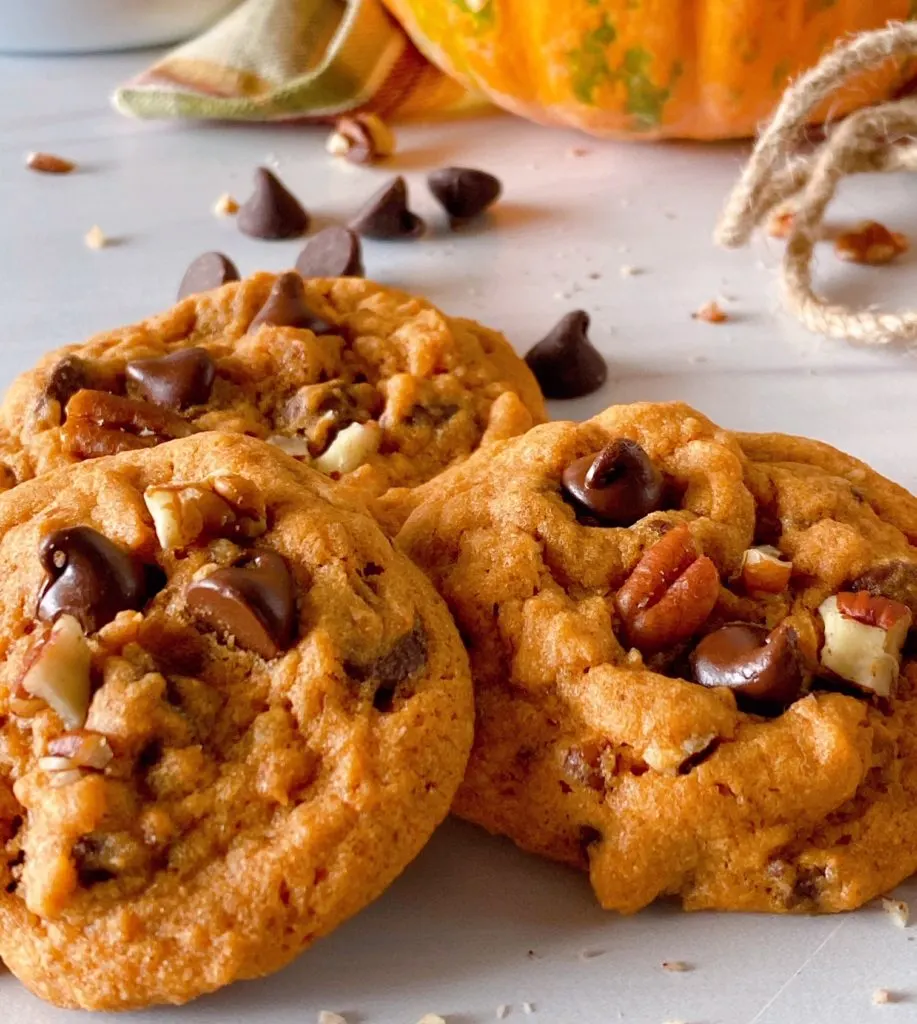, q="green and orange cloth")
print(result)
[114,0,479,122]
